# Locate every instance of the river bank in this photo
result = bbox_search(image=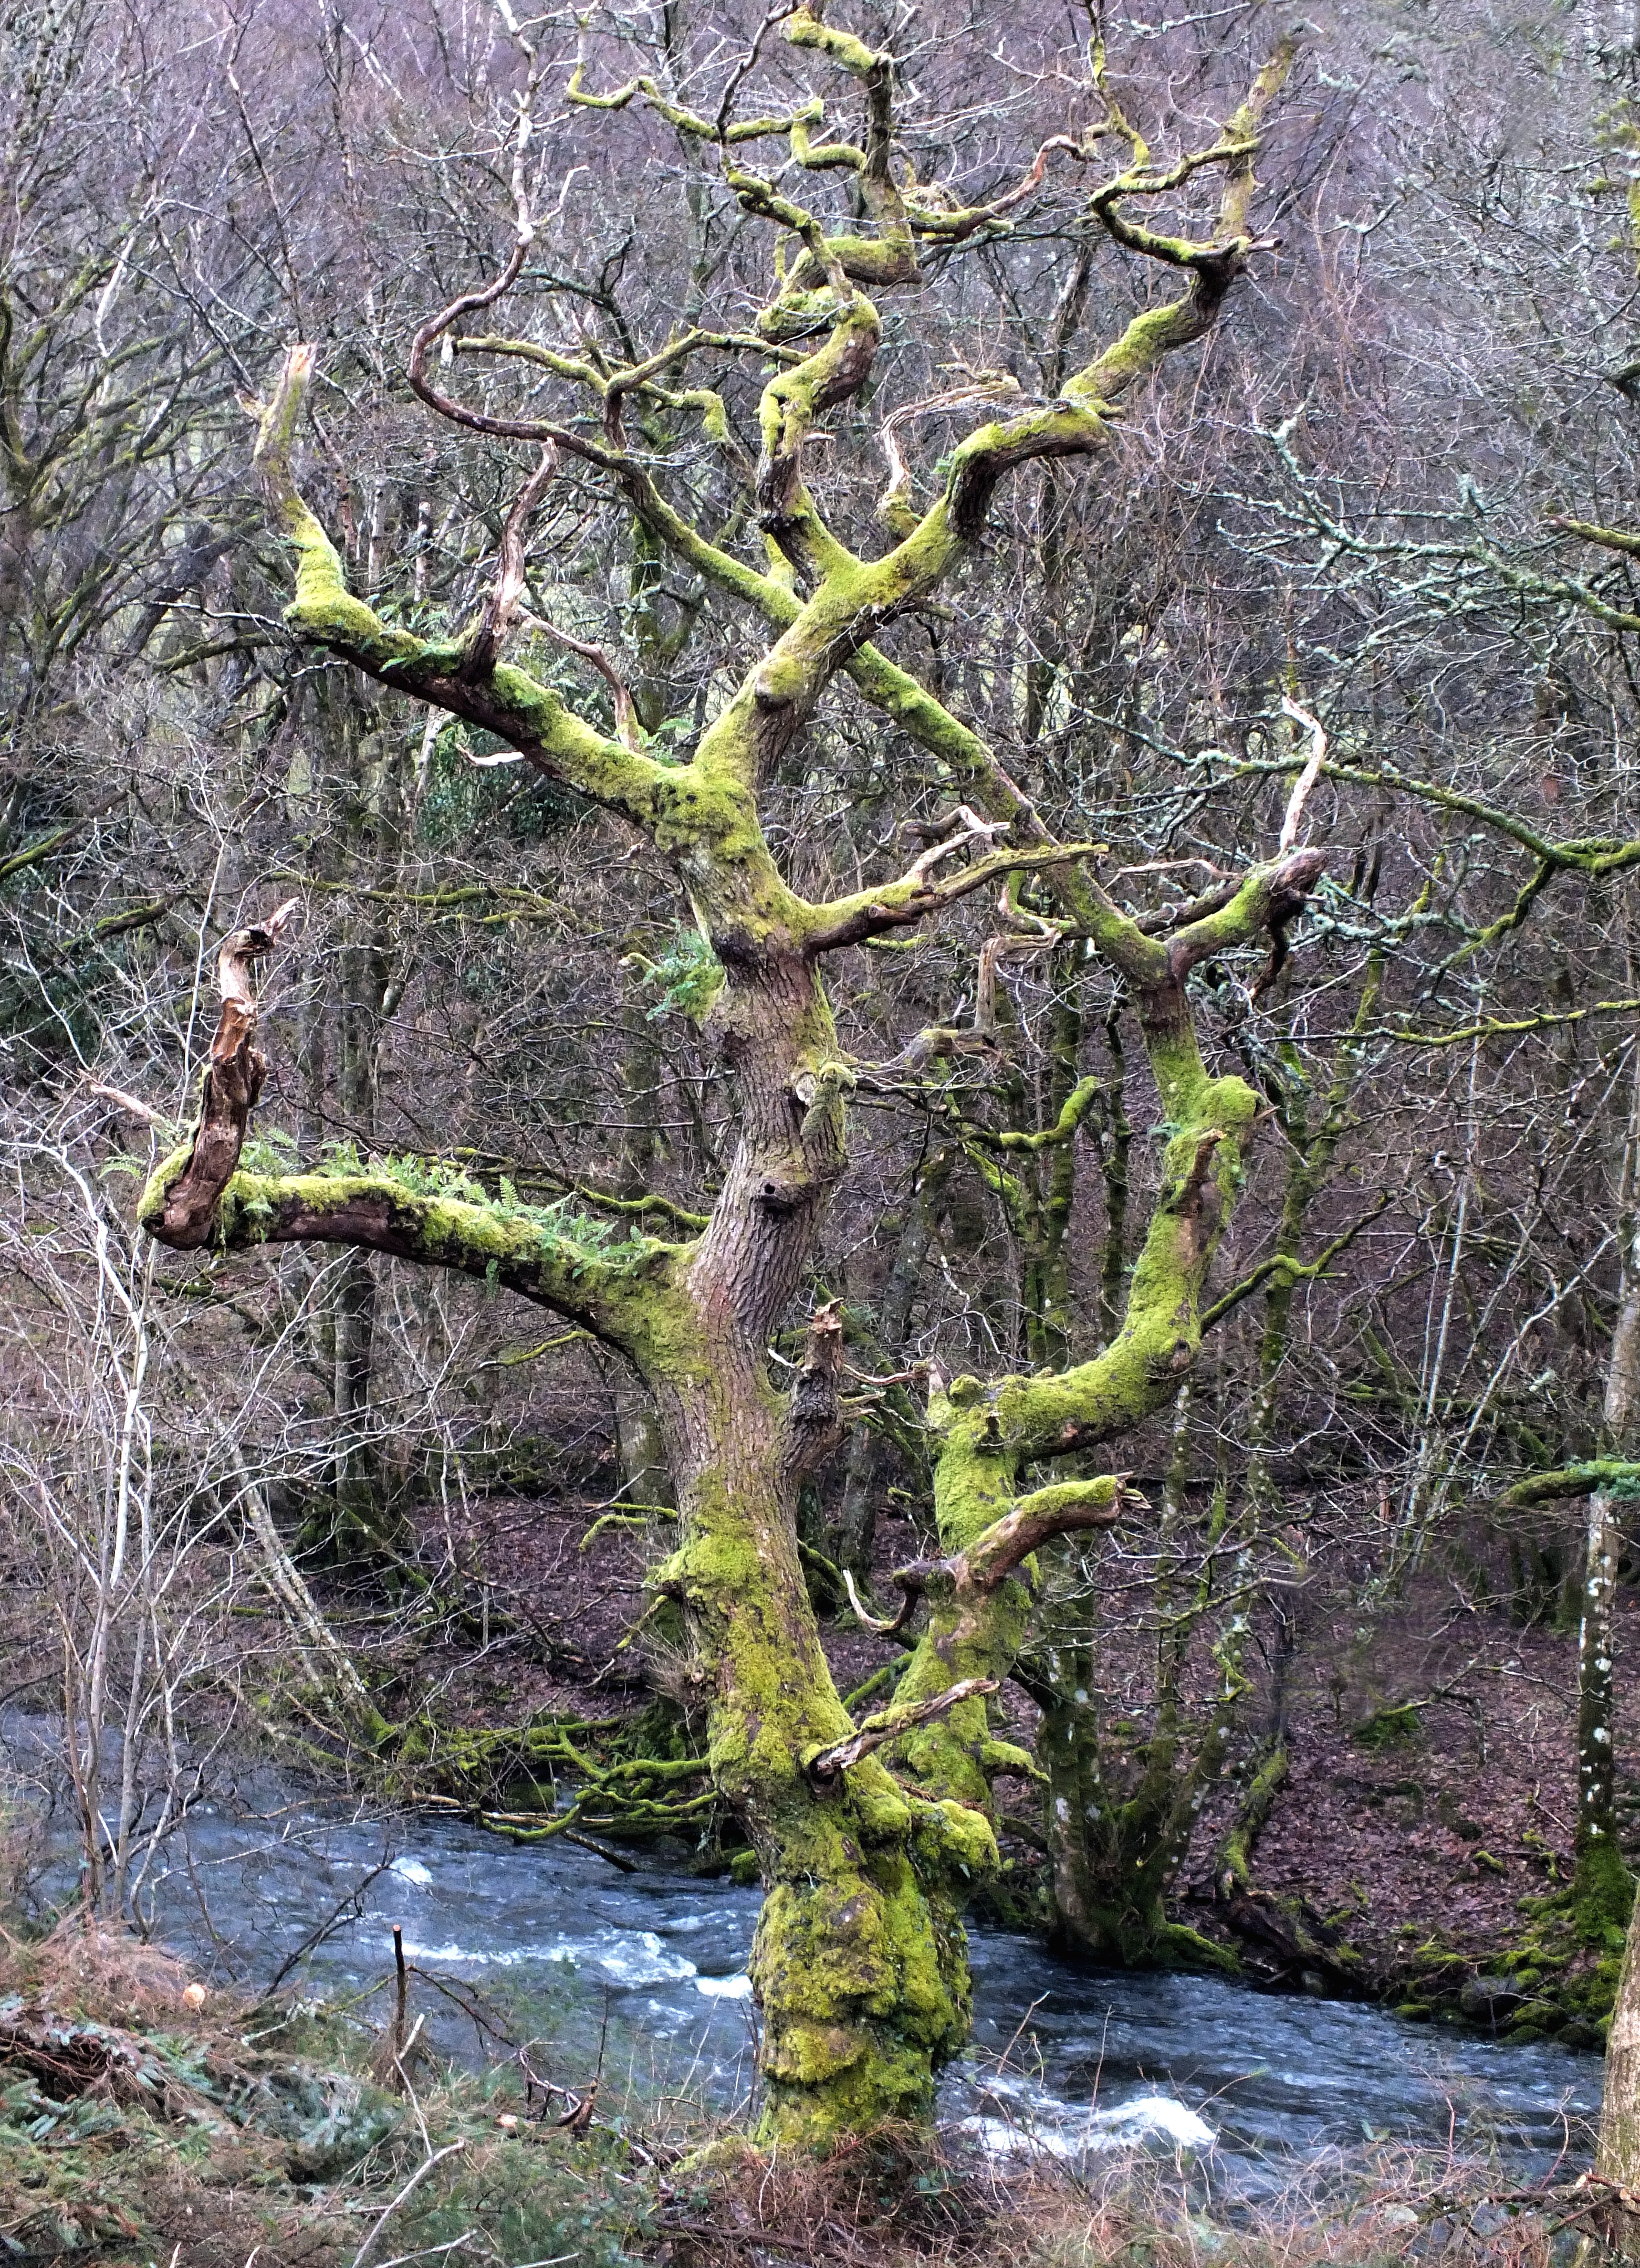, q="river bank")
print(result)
[0,1714,1602,2183]
[3,1475,1628,2080]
